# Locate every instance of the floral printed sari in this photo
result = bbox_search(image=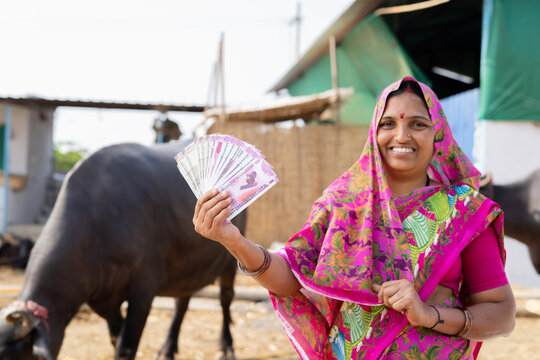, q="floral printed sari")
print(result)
[269,77,505,359]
